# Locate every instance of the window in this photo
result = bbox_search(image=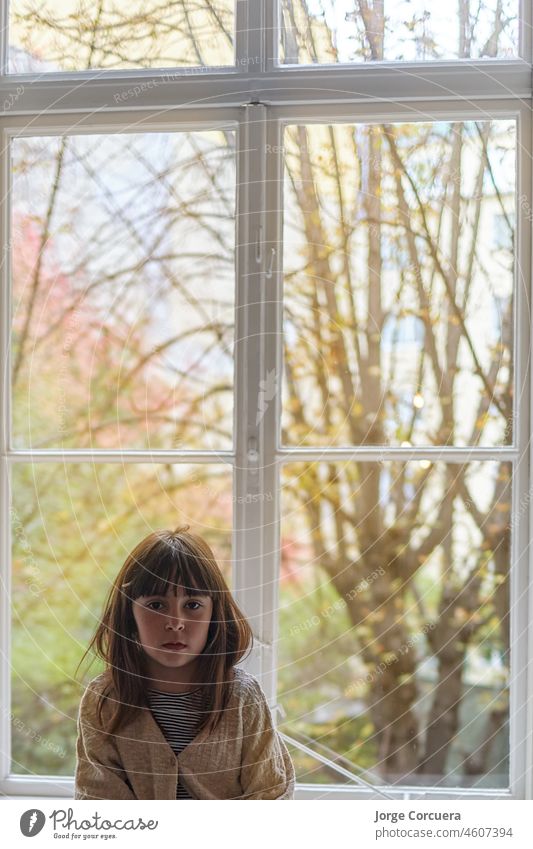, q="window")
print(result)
[280,0,520,63]
[8,0,235,73]
[0,0,532,801]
